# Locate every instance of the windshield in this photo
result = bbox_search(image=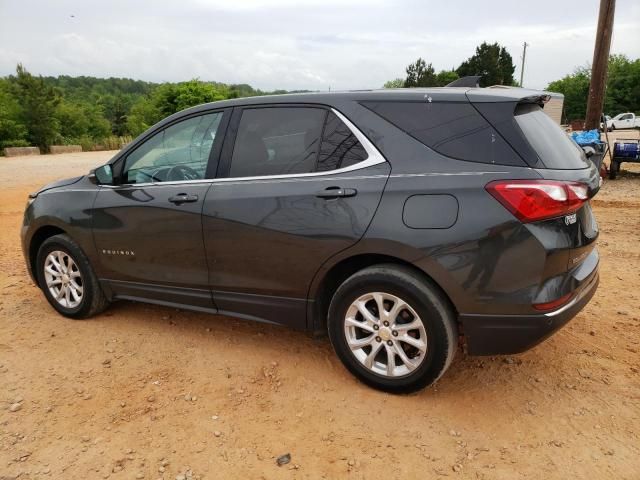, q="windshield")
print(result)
[515,104,590,169]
